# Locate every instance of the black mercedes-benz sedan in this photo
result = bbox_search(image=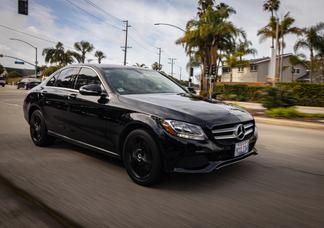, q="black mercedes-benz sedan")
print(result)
[23,64,258,185]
